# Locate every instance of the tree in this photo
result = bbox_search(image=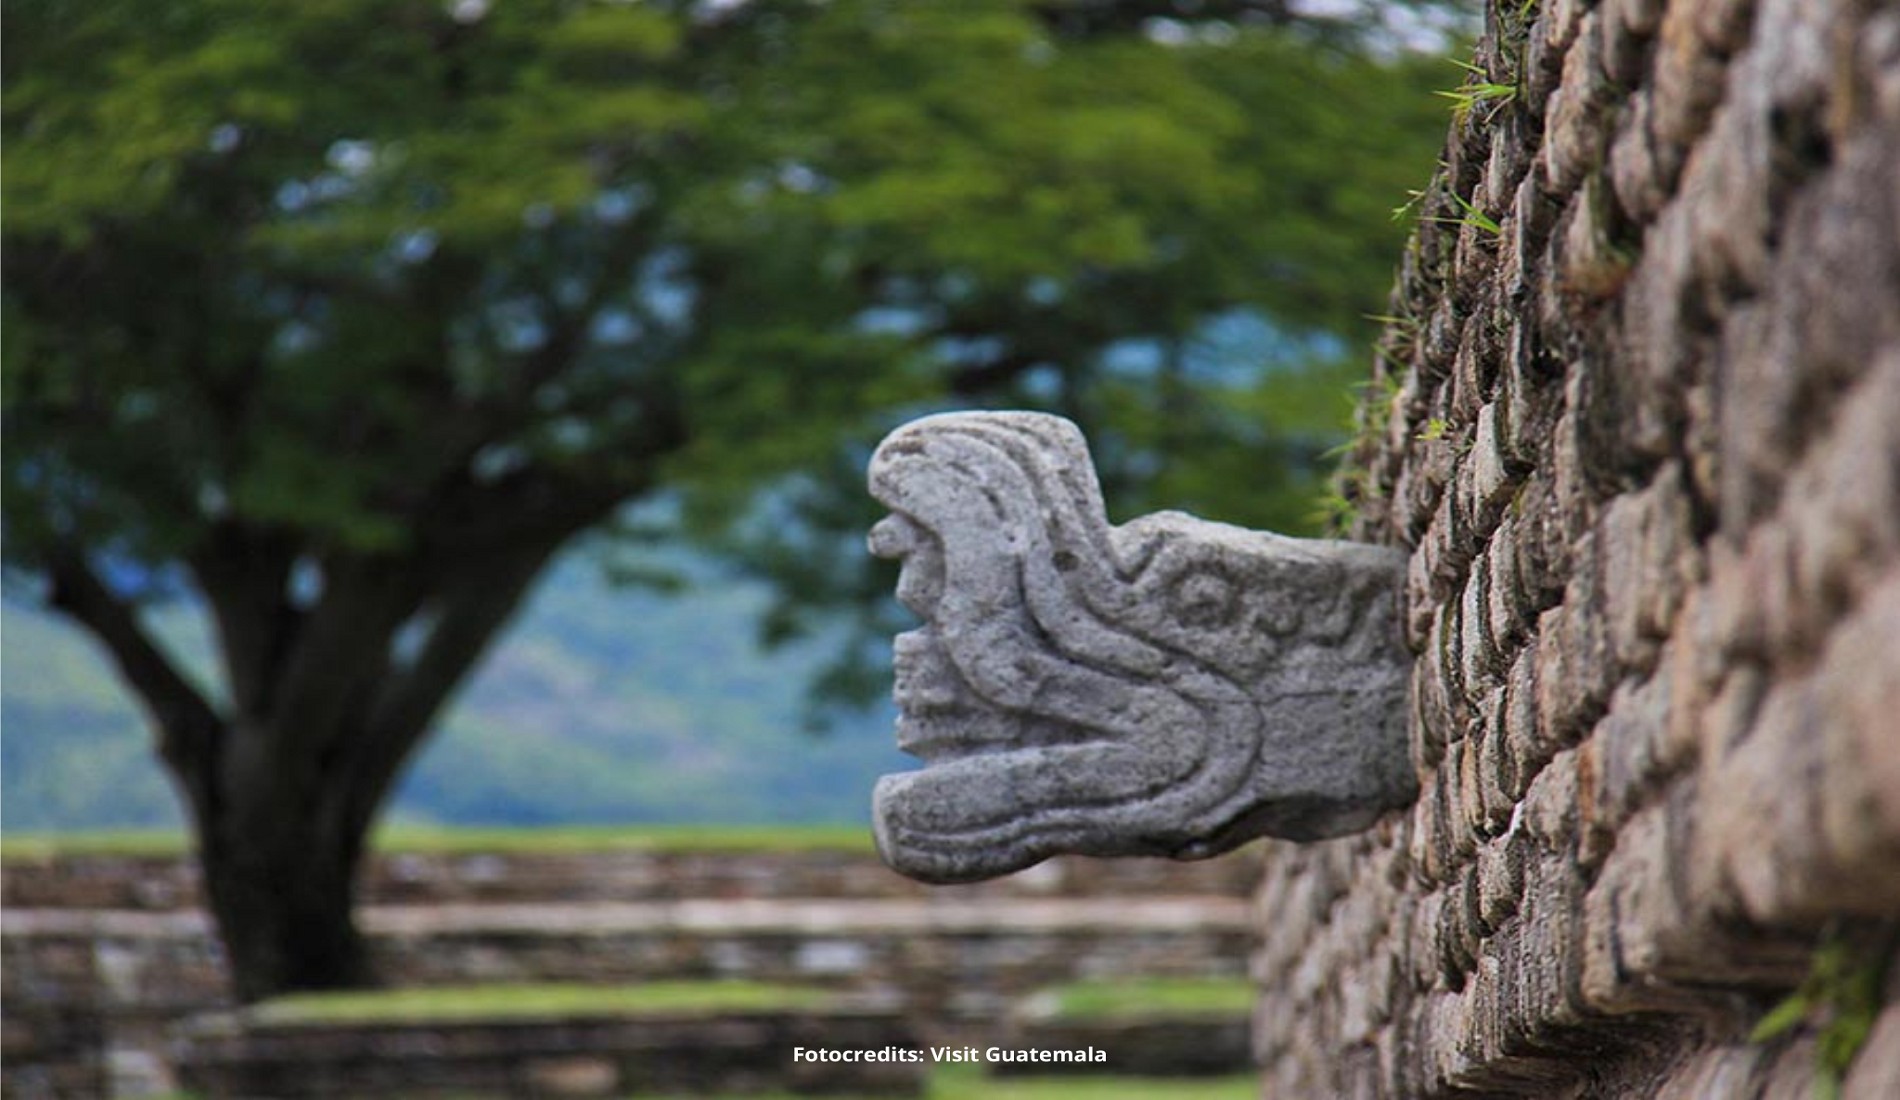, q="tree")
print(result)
[2,0,1450,1000]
